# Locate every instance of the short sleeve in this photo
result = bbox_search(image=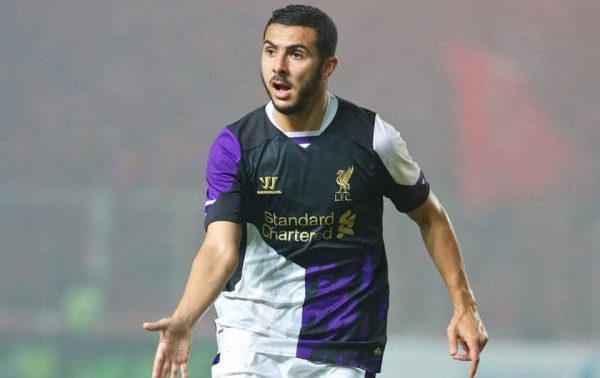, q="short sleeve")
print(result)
[373,114,430,212]
[204,127,245,228]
